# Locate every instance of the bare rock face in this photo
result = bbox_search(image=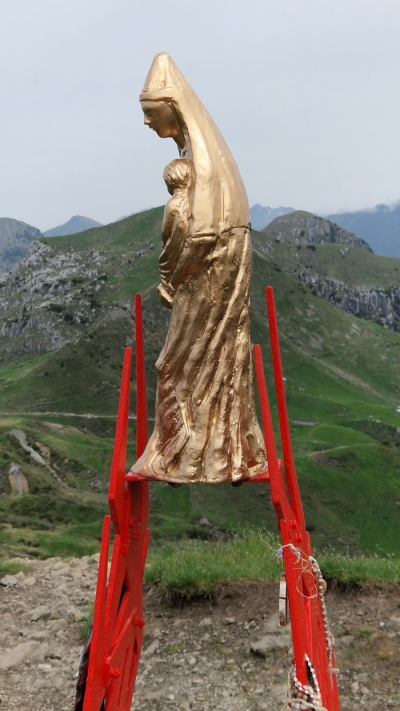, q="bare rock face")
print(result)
[298,274,400,332]
[0,218,43,276]
[0,239,109,354]
[262,211,373,252]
